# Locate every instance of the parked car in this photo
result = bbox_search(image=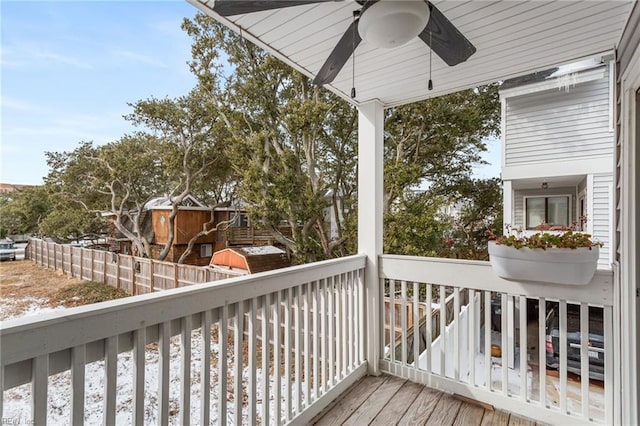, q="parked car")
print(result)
[0,239,16,261]
[546,303,605,381]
